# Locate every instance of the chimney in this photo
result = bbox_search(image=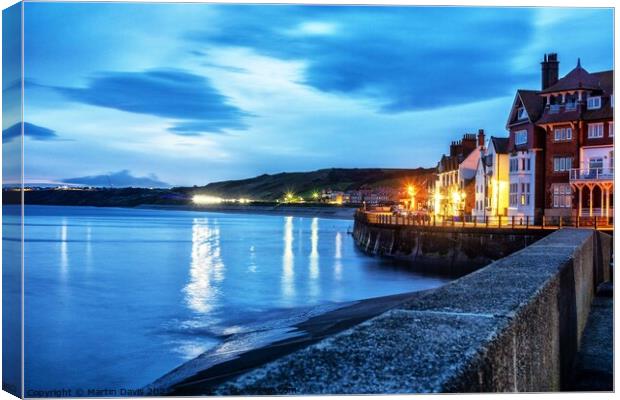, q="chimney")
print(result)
[541,53,559,90]
[477,129,485,147]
